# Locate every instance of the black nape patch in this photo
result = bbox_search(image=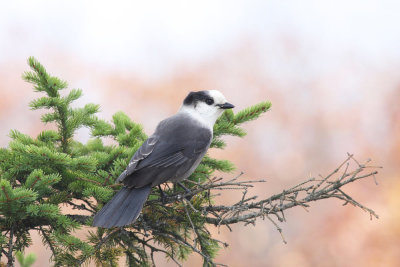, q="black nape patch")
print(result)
[183,91,213,106]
